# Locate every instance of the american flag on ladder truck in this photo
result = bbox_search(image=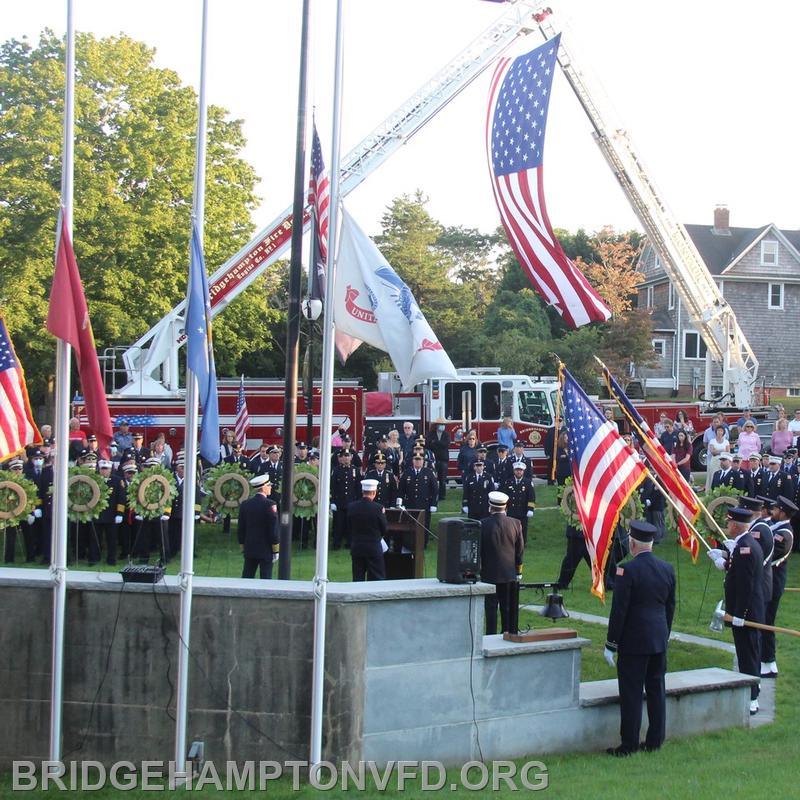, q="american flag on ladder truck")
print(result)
[234,374,249,451]
[602,365,701,562]
[308,121,330,301]
[485,35,611,329]
[560,364,646,600]
[0,317,40,460]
